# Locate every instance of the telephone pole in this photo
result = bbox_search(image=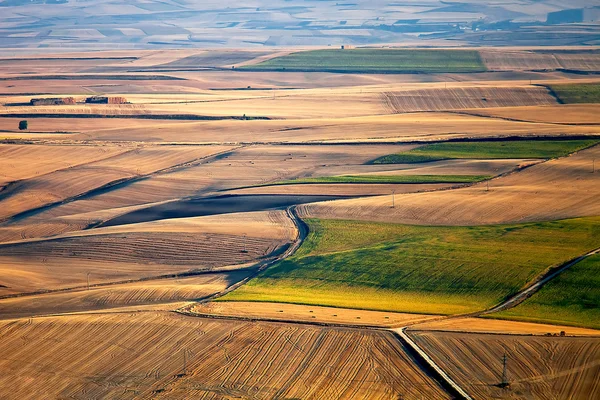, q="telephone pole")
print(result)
[87,272,90,290]
[500,353,509,388]
[391,190,395,208]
